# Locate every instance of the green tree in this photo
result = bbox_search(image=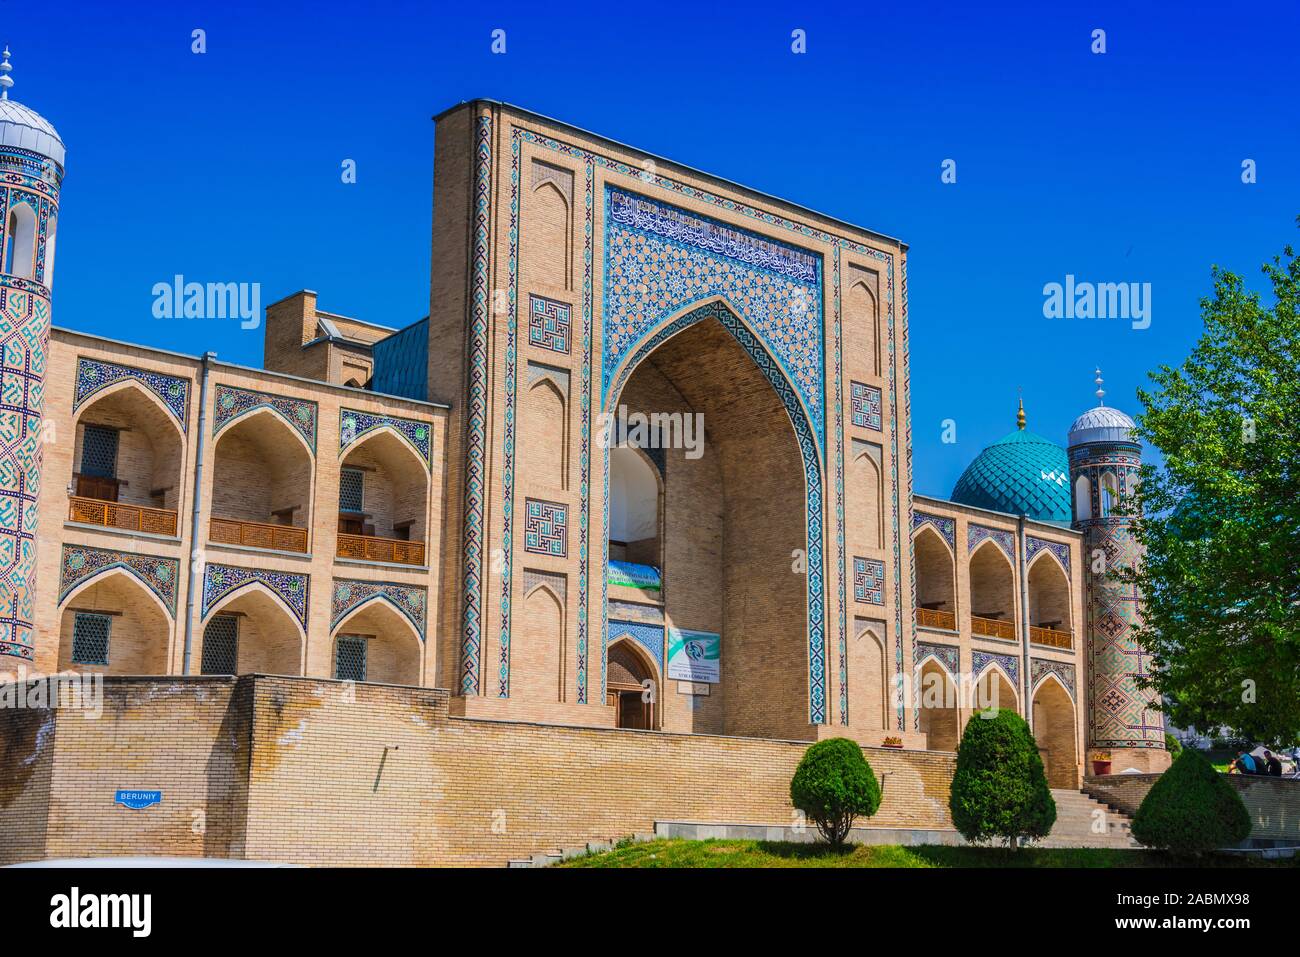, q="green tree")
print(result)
[949,709,1056,847]
[789,738,881,846]
[1131,748,1251,855]
[1126,221,1300,745]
